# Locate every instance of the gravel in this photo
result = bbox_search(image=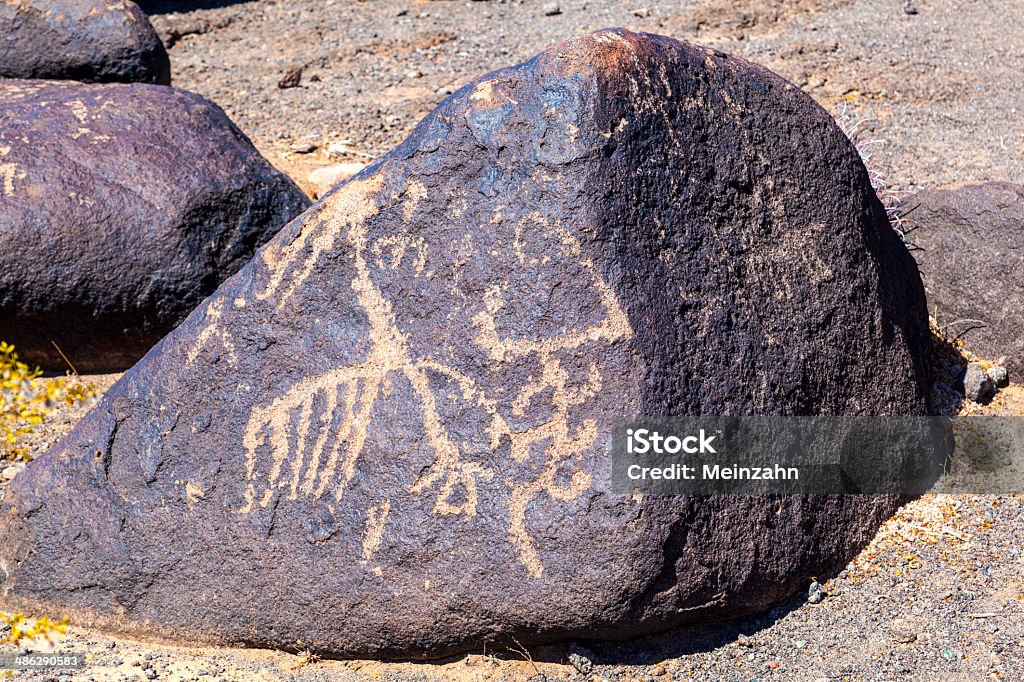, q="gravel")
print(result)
[139,0,1024,197]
